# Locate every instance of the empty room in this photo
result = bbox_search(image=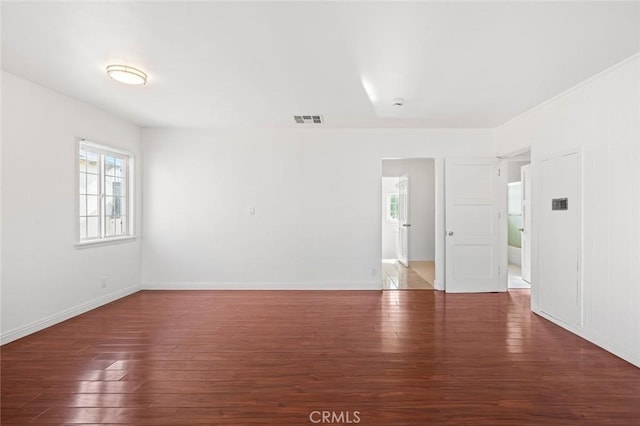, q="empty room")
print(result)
[1,1,639,425]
